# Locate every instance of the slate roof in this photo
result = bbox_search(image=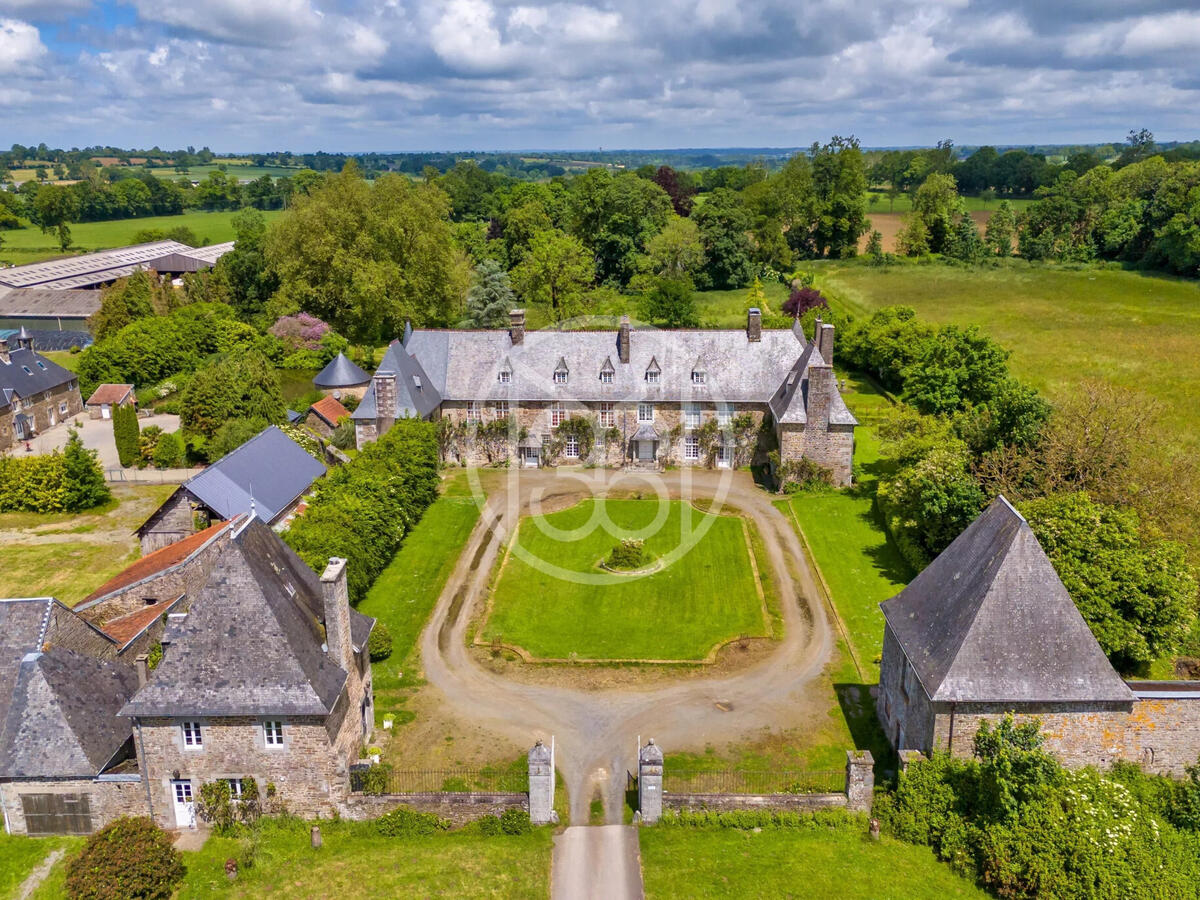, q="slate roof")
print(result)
[309,395,350,427]
[880,496,1133,704]
[85,383,134,406]
[174,426,325,525]
[0,346,77,399]
[0,598,136,777]
[313,352,369,388]
[0,286,102,319]
[121,518,374,718]
[353,325,855,426]
[98,597,185,649]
